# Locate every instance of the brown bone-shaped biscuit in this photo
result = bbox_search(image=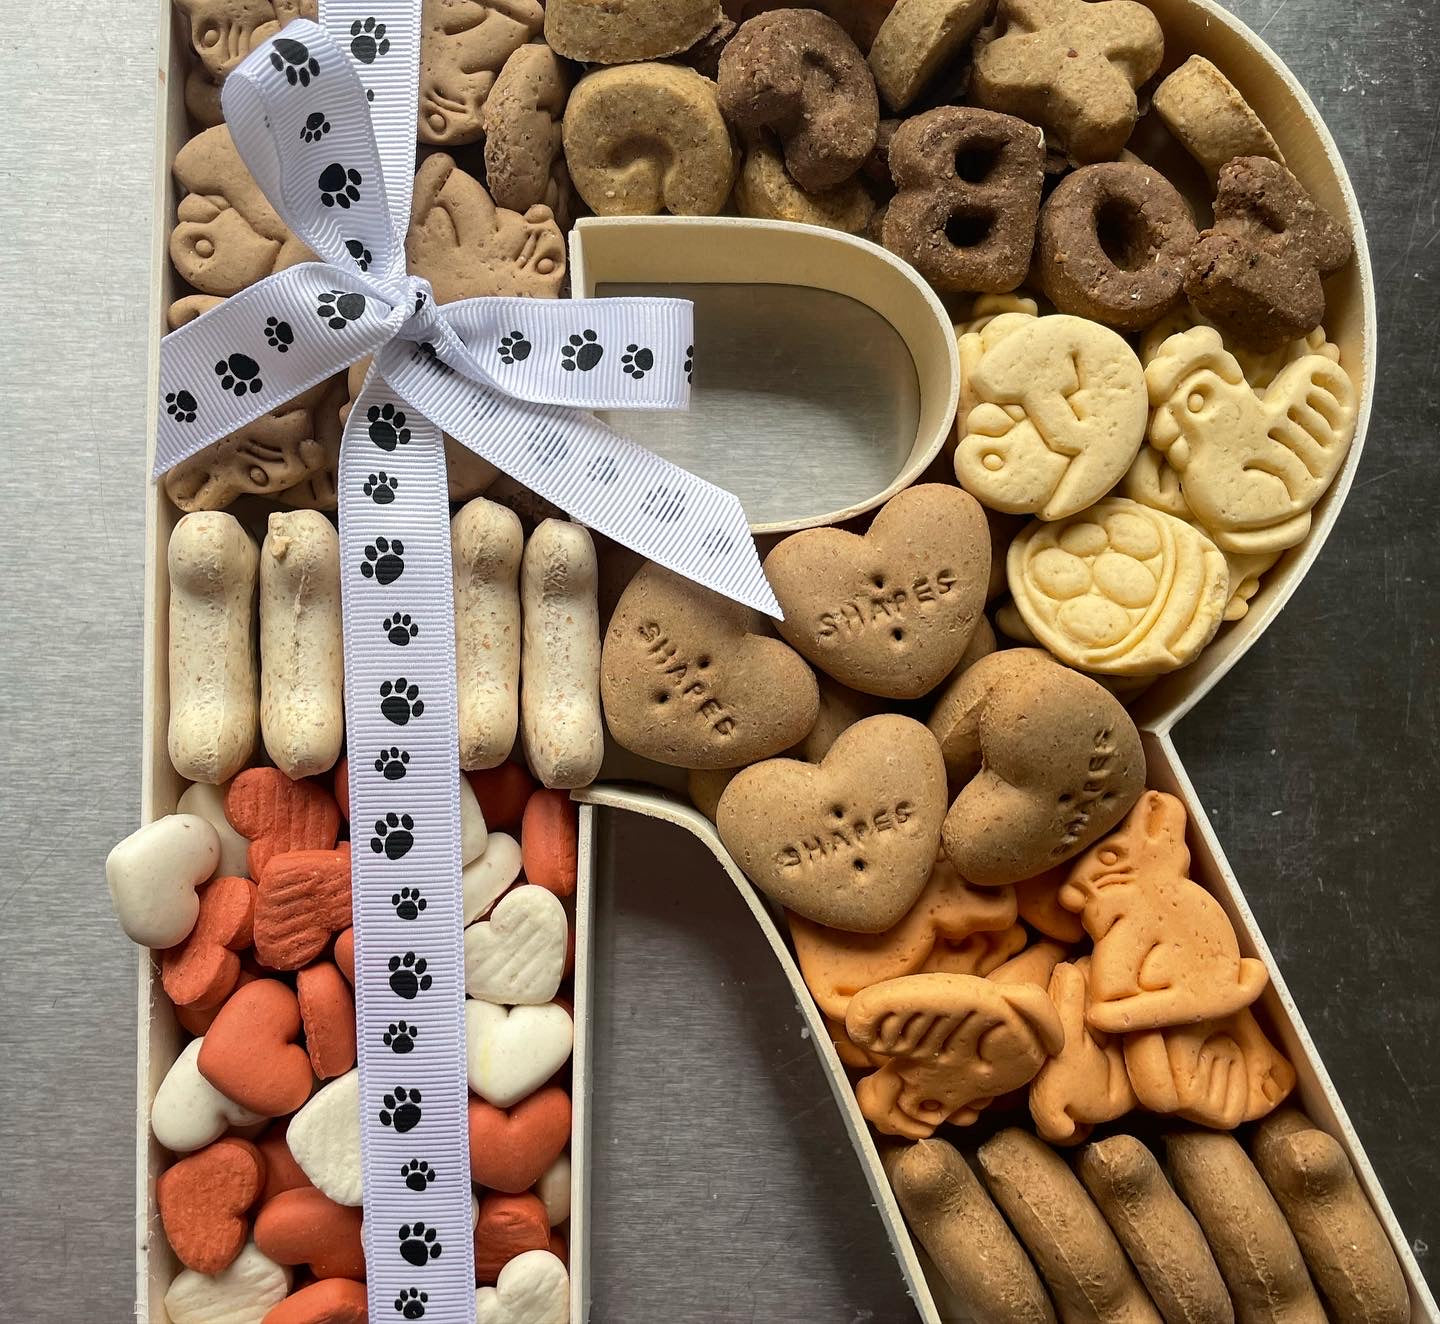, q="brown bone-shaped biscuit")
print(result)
[847,972,1063,1138]
[482,44,571,215]
[546,0,722,63]
[882,107,1044,294]
[171,125,314,295]
[176,0,316,126]
[928,648,1146,887]
[1060,790,1269,1033]
[601,561,819,770]
[971,0,1164,164]
[716,715,947,932]
[1185,156,1353,353]
[763,484,989,699]
[717,9,879,190]
[418,0,544,145]
[1123,1006,1295,1127]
